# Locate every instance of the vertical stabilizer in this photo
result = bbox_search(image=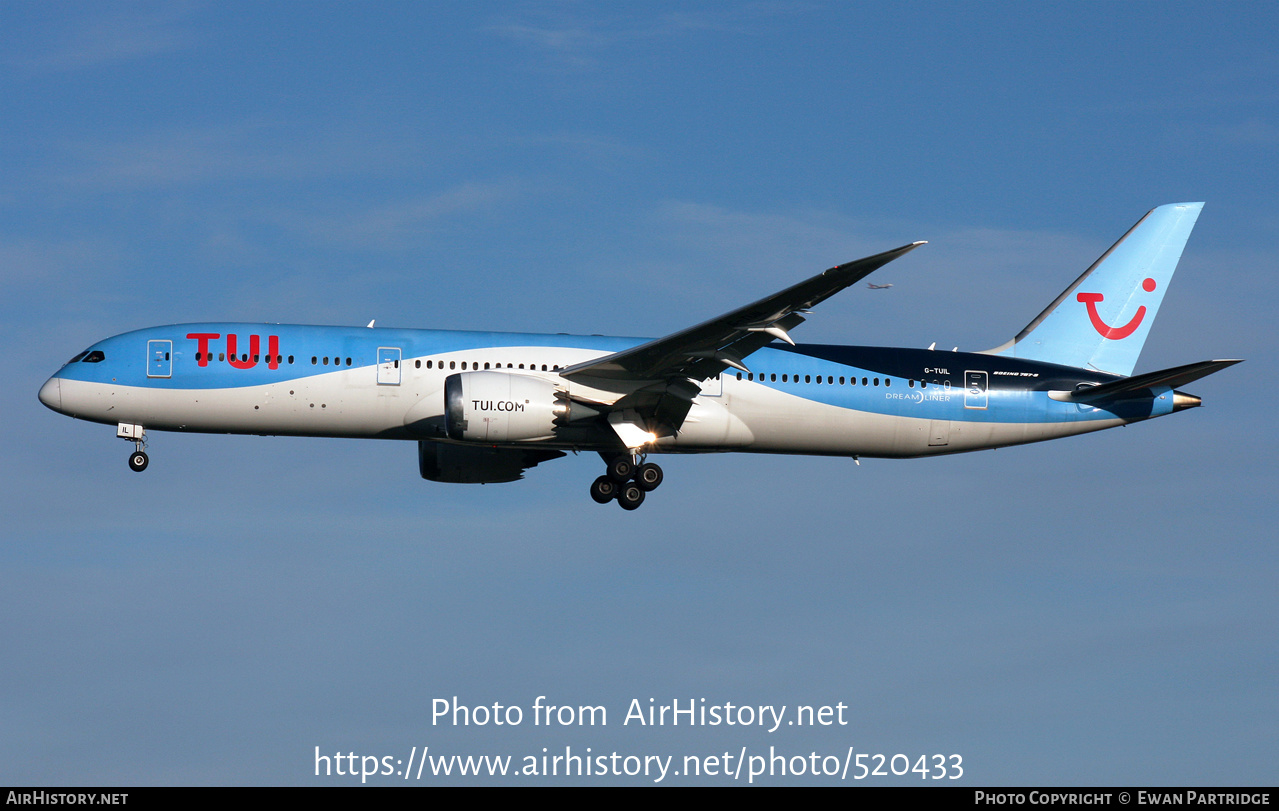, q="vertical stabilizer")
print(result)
[983,202,1203,376]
